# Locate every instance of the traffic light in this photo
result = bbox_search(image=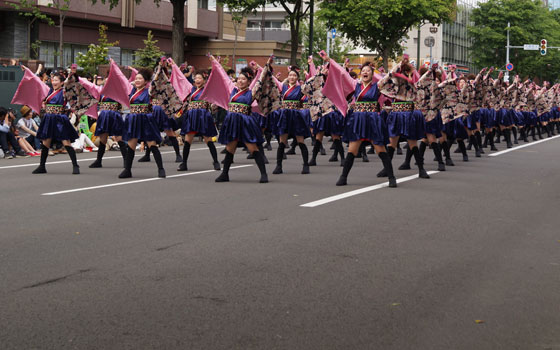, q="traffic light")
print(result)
[541,39,547,55]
